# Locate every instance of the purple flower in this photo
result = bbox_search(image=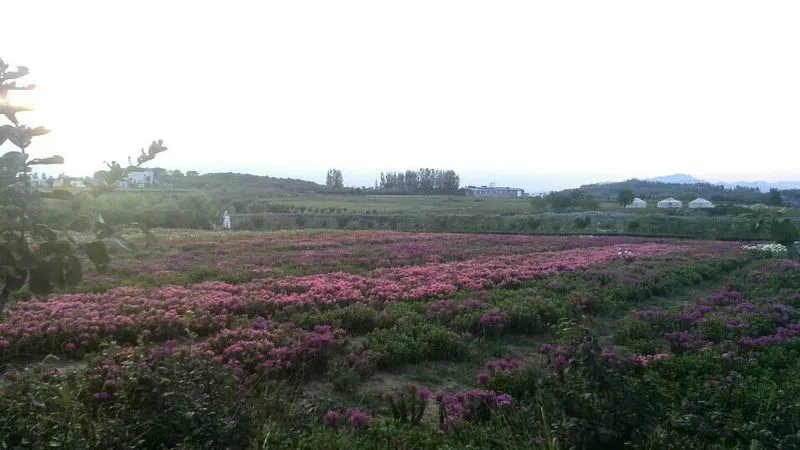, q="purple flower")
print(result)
[94,391,110,402]
[539,343,552,354]
[347,409,372,428]
[495,393,513,406]
[418,388,430,400]
[553,354,569,371]
[477,373,490,385]
[324,410,342,426]
[163,340,178,354]
[252,316,268,330]
[461,331,474,341]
